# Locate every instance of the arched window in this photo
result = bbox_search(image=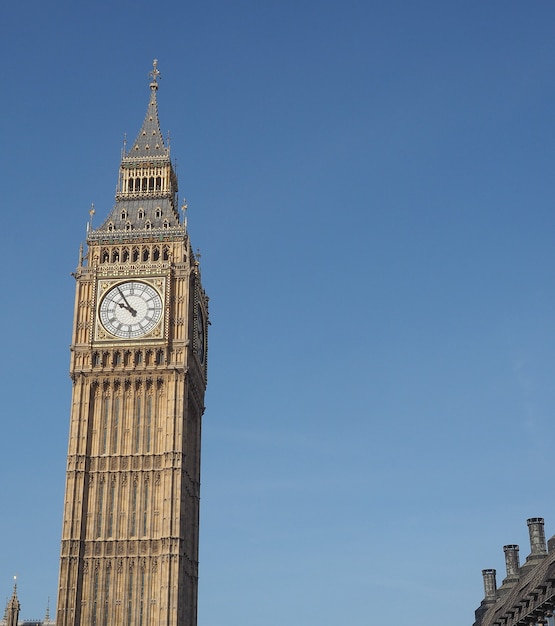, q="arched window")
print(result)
[156,350,164,365]
[114,352,122,366]
[138,208,144,220]
[145,220,152,230]
[156,177,162,191]
[121,209,128,220]
[149,177,155,191]
[131,480,138,534]
[163,246,170,261]
[143,476,150,530]
[107,478,116,535]
[125,221,132,231]
[153,247,160,261]
[101,249,109,263]
[108,222,114,232]
[142,248,150,262]
[155,207,162,219]
[122,248,130,262]
[93,352,100,367]
[132,247,139,262]
[112,249,119,263]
